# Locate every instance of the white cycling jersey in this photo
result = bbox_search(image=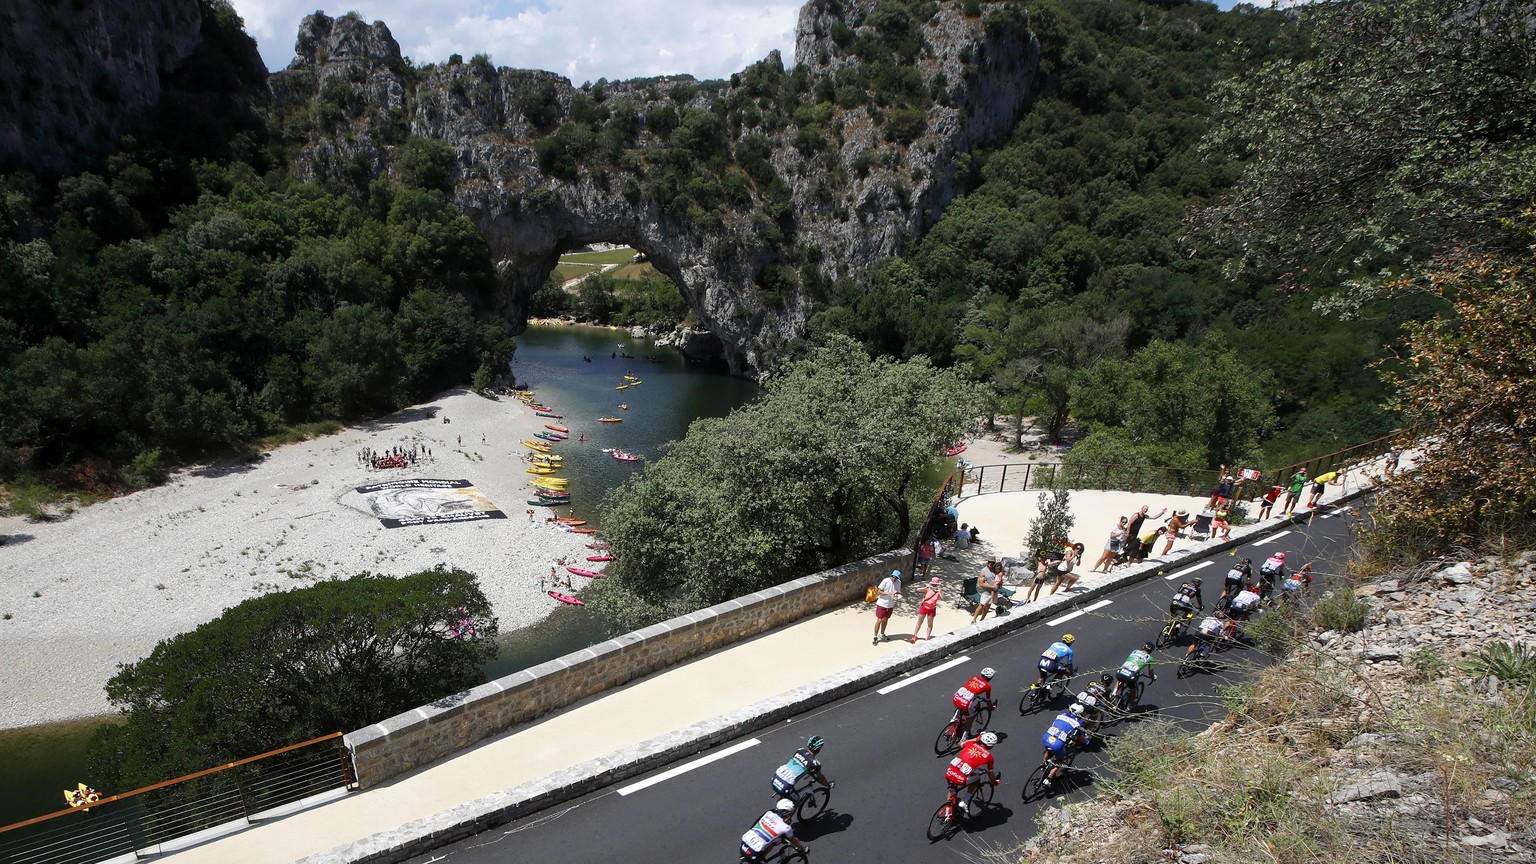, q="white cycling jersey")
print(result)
[1196,616,1224,637]
[741,812,794,854]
